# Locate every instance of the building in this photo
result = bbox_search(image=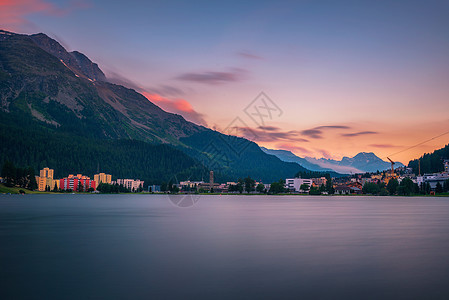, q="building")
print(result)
[116,179,144,191]
[60,174,96,192]
[209,171,214,190]
[335,185,351,195]
[40,167,54,179]
[285,178,313,192]
[312,177,327,187]
[198,182,220,191]
[179,181,204,188]
[350,186,362,194]
[418,173,449,190]
[148,185,161,192]
[36,167,58,191]
[94,173,112,185]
